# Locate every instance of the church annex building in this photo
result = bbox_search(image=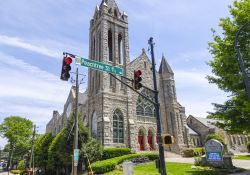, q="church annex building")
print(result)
[46,0,249,153]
